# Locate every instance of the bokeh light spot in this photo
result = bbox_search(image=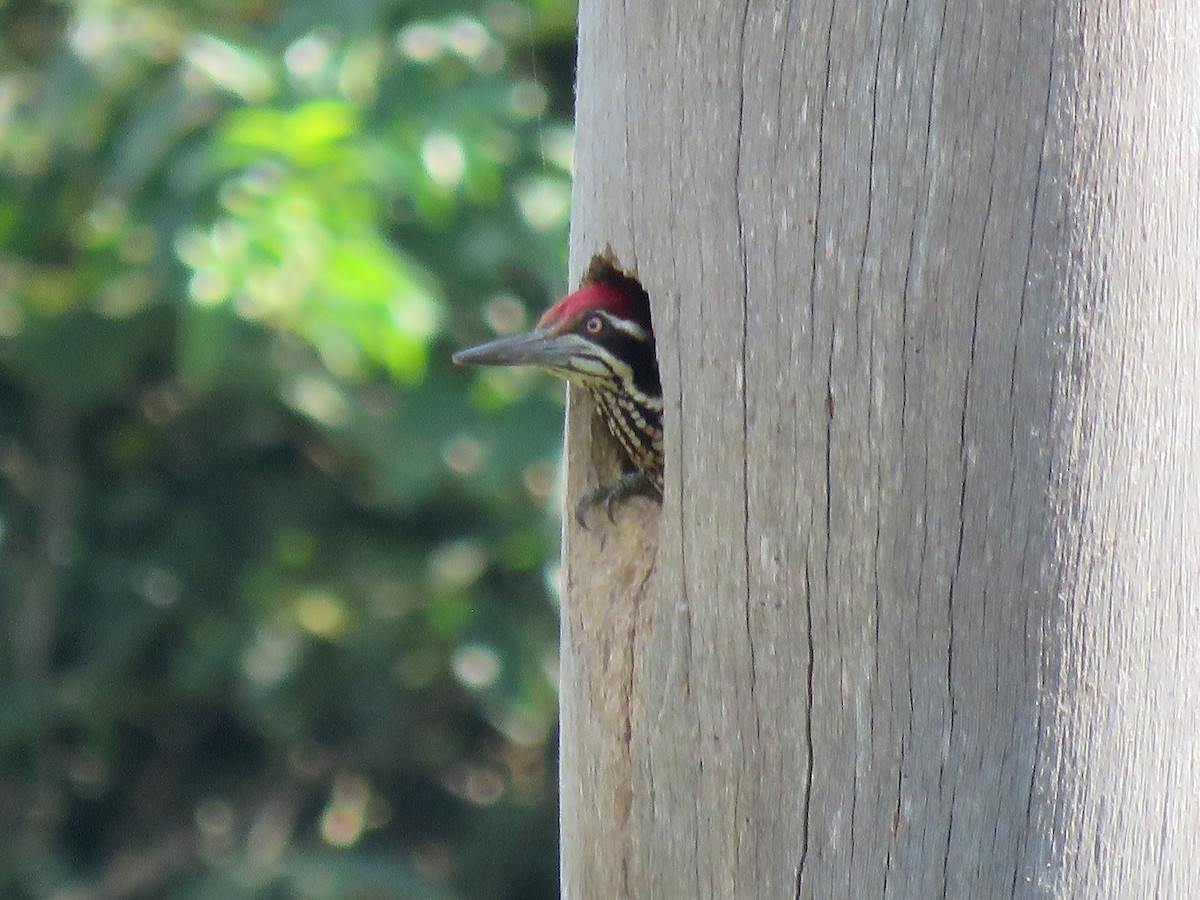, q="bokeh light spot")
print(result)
[188,270,229,305]
[444,763,505,806]
[447,17,491,60]
[508,80,547,119]
[443,435,484,475]
[516,177,570,230]
[483,293,527,334]
[296,591,350,641]
[523,460,557,499]
[421,131,466,189]
[397,24,443,63]
[483,1,526,36]
[320,774,371,848]
[540,124,576,173]
[498,707,551,748]
[285,375,350,428]
[242,627,300,687]
[429,539,486,592]
[184,34,274,102]
[452,643,501,690]
[285,33,332,80]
